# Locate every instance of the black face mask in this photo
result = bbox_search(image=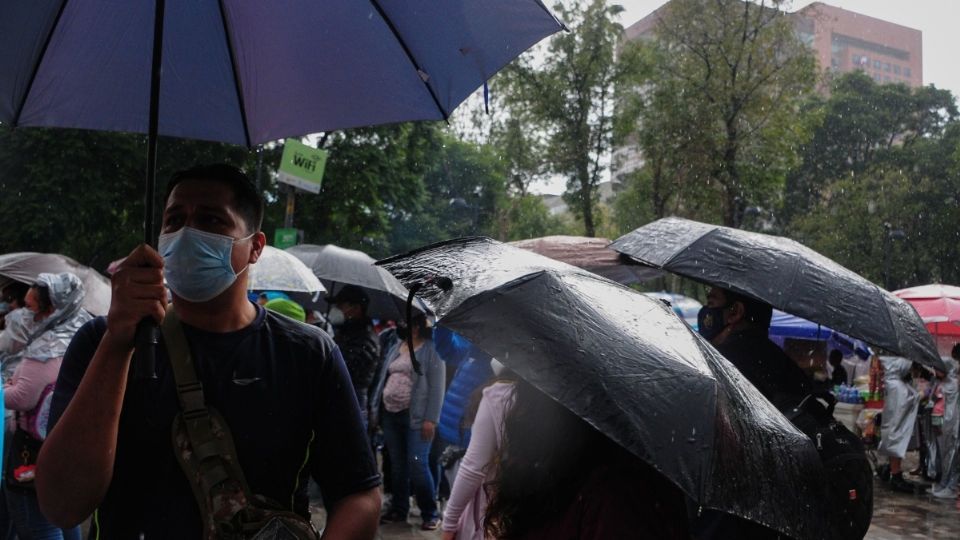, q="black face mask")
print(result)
[697,305,728,341]
[396,325,409,340]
